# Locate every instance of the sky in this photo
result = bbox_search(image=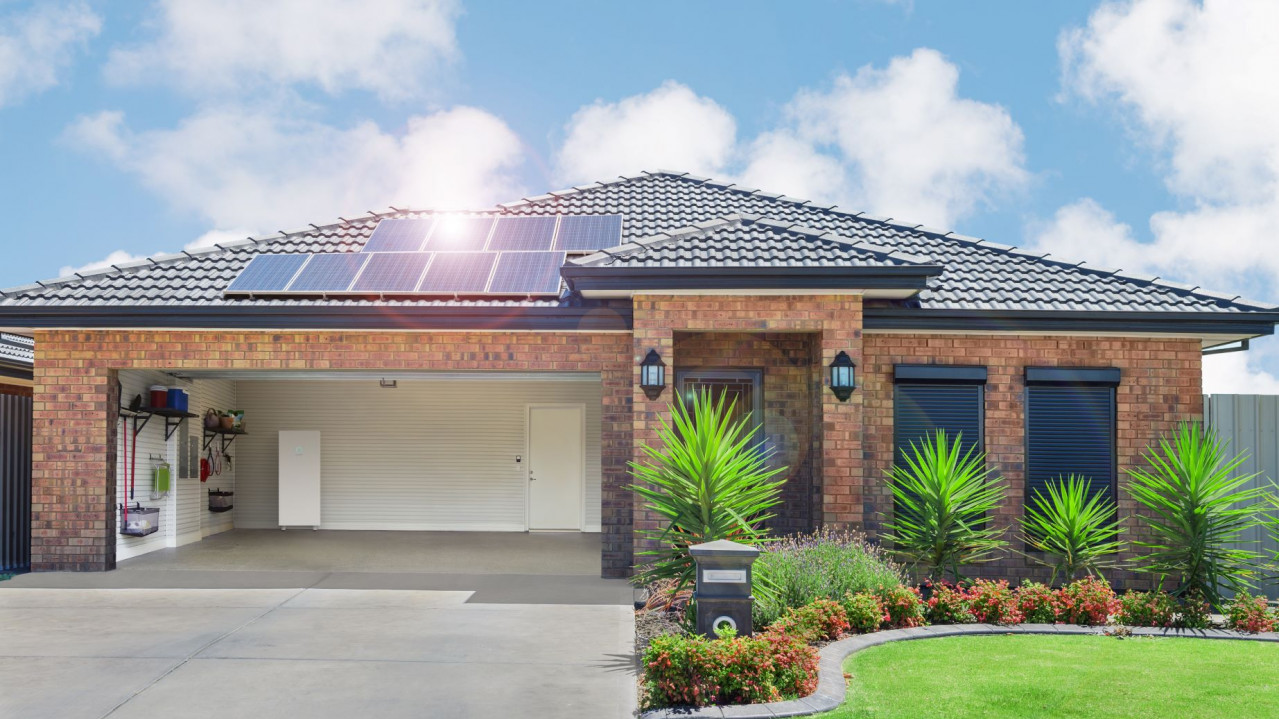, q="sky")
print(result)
[0,0,1276,392]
